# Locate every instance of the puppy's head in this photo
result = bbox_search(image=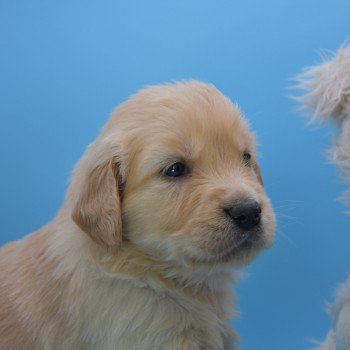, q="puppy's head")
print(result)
[70,81,275,267]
